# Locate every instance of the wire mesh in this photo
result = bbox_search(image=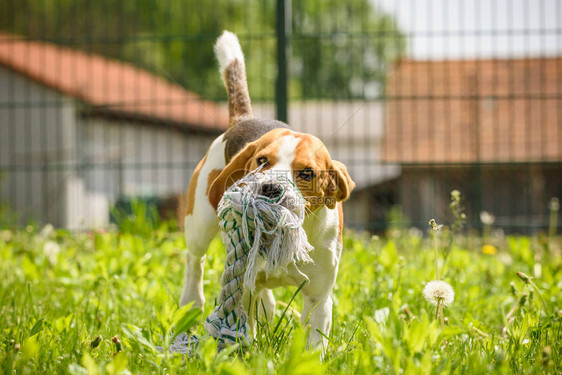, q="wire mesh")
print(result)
[0,0,560,234]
